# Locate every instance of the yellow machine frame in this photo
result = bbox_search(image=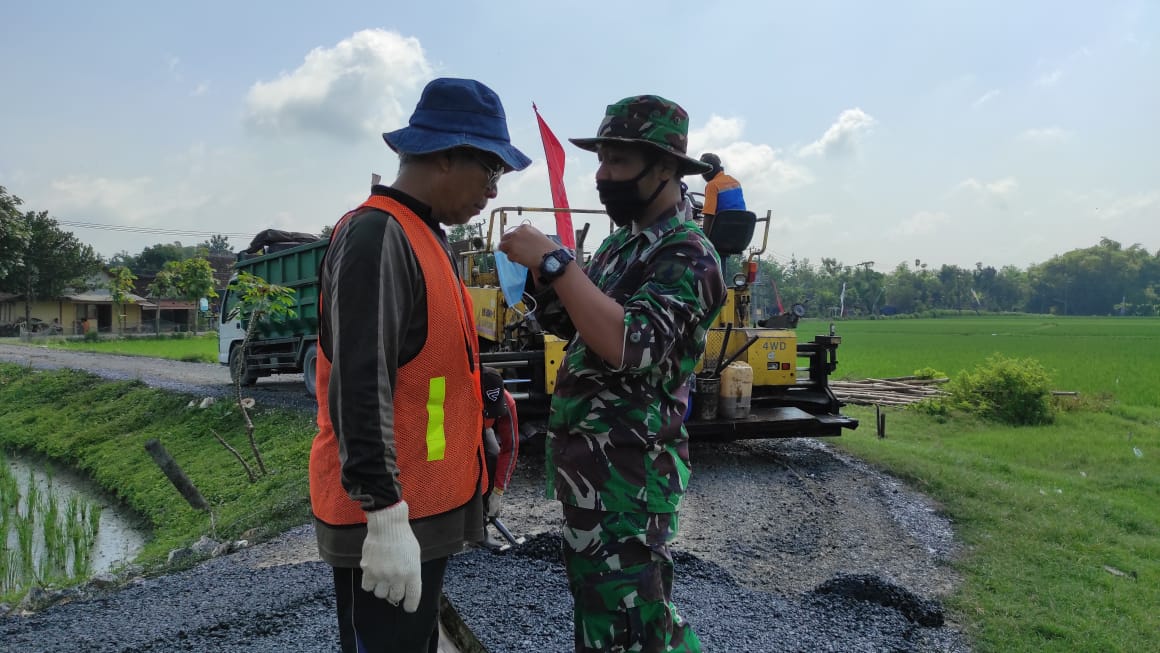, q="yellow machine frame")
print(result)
[458,204,856,440]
